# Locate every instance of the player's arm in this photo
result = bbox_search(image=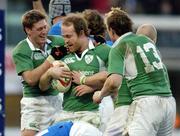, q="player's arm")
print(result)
[74,85,94,96]
[85,71,108,89]
[39,63,72,91]
[21,47,63,87]
[38,67,53,91]
[22,60,51,87]
[32,0,46,16]
[72,71,108,90]
[93,73,123,103]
